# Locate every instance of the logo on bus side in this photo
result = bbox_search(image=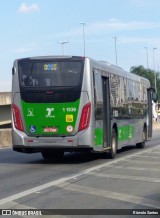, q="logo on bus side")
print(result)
[27,108,34,117]
[66,115,73,122]
[46,108,55,118]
